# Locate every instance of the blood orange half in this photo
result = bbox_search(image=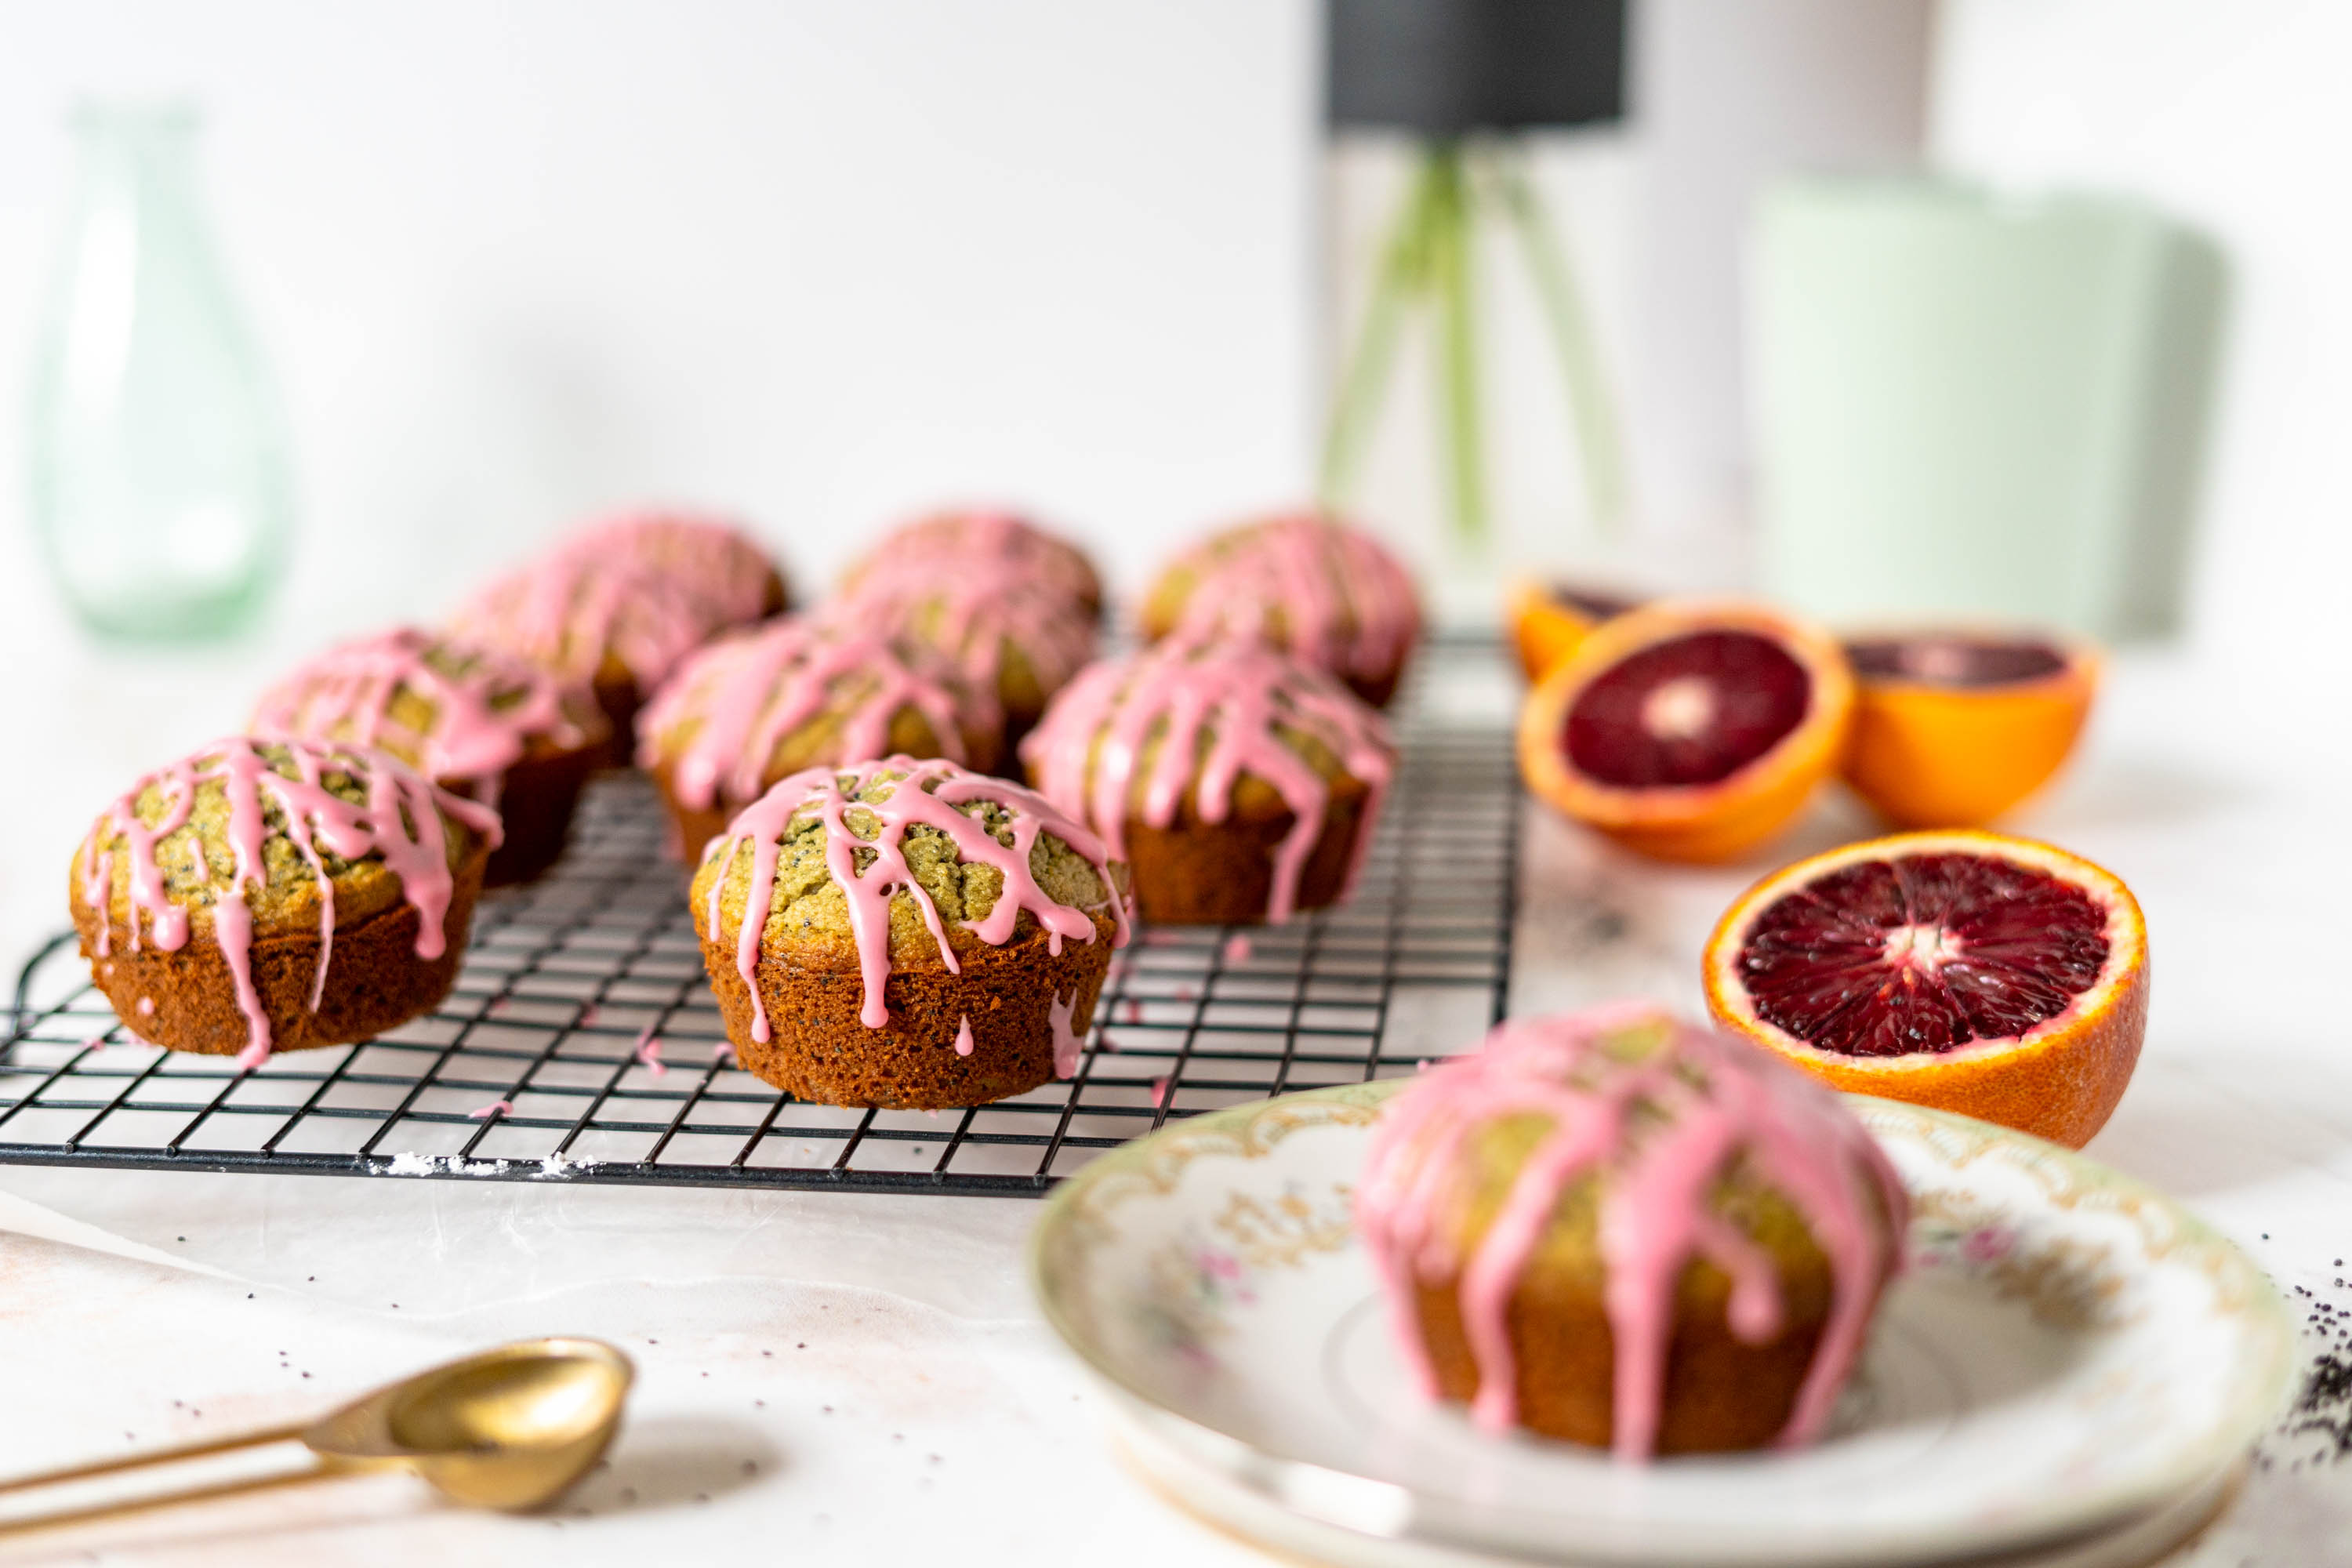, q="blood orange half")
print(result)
[1841,629,2099,829]
[1702,829,2147,1148]
[1505,578,1644,684]
[1517,599,1853,864]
